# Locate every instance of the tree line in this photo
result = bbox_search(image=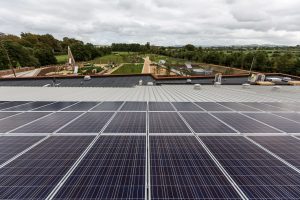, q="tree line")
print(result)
[111,42,150,52]
[150,45,300,76]
[0,33,111,70]
[1,33,299,76]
